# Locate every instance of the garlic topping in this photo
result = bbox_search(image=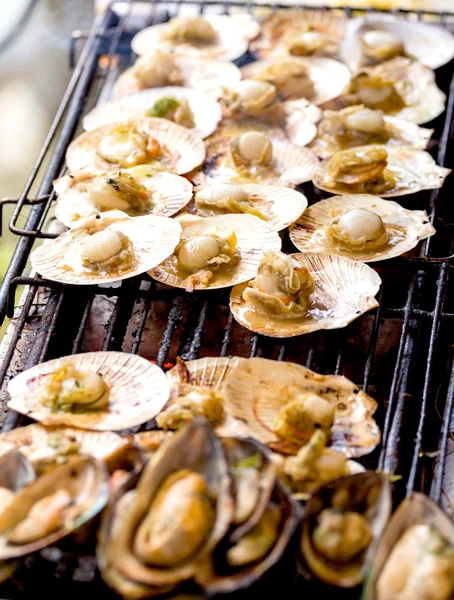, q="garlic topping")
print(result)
[242,250,315,318]
[135,51,183,88]
[324,209,388,252]
[156,384,225,431]
[312,509,372,563]
[273,393,334,445]
[164,16,218,44]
